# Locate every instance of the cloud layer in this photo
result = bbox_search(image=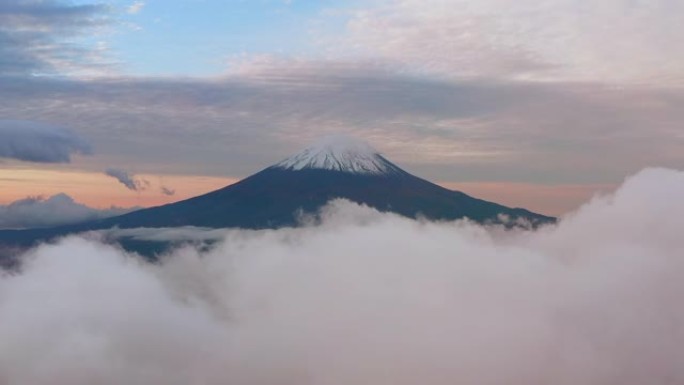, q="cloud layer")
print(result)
[0,120,91,163]
[1,168,683,384]
[1,70,682,184]
[0,193,136,229]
